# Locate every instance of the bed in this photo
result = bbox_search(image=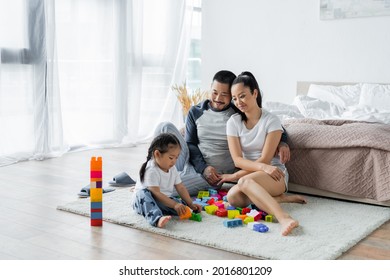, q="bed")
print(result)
[267,81,390,207]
